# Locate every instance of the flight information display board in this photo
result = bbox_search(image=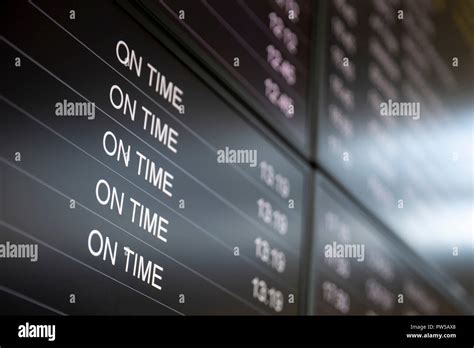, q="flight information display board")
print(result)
[316,0,474,299]
[0,0,310,315]
[138,0,316,158]
[310,174,462,315]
